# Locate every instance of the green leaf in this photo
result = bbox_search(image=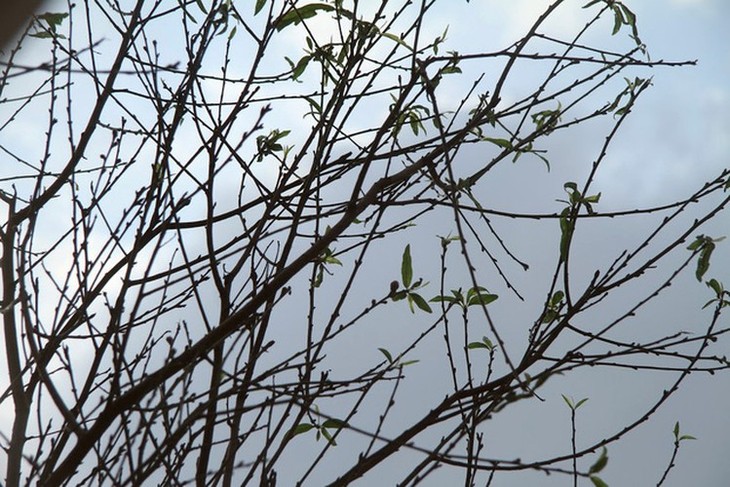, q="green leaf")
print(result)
[696,242,714,281]
[37,12,69,27]
[276,3,335,31]
[409,292,433,313]
[542,309,558,324]
[707,278,723,296]
[440,65,462,75]
[430,295,457,304]
[611,5,623,35]
[319,426,336,445]
[590,476,609,487]
[322,418,348,429]
[291,55,311,80]
[551,290,565,306]
[561,394,588,410]
[561,394,574,409]
[559,208,574,262]
[289,423,316,438]
[254,0,267,15]
[468,336,495,351]
[483,137,512,150]
[467,291,498,307]
[686,236,704,251]
[30,32,56,39]
[400,359,420,366]
[401,245,413,288]
[381,31,412,50]
[589,447,609,474]
[673,421,697,442]
[304,96,322,115]
[313,267,324,288]
[378,347,393,364]
[392,290,407,301]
